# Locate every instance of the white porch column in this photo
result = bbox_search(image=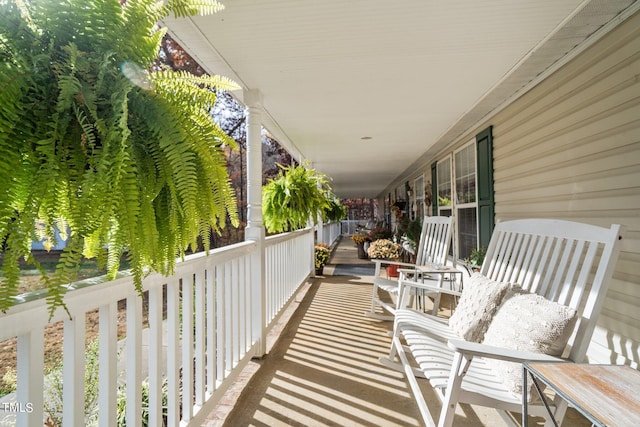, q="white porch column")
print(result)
[244,89,267,357]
